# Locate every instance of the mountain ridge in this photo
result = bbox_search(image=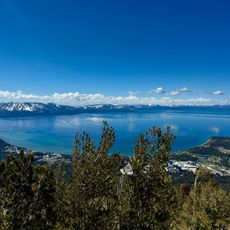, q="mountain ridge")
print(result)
[0,102,230,117]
